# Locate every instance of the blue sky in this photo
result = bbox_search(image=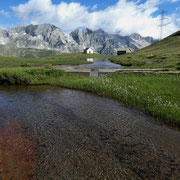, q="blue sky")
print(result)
[0,0,180,38]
